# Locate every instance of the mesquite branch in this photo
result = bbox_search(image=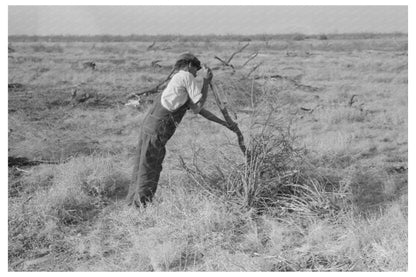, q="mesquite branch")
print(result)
[227,42,250,64]
[209,83,248,156]
[214,56,235,71]
[241,51,259,67]
[246,62,263,78]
